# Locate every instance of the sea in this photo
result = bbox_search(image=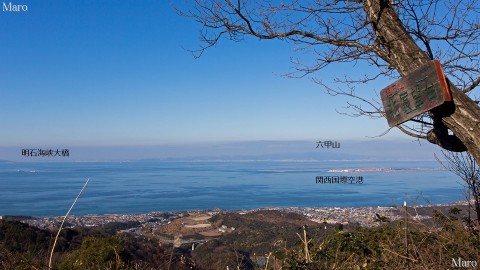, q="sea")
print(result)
[0,160,466,217]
